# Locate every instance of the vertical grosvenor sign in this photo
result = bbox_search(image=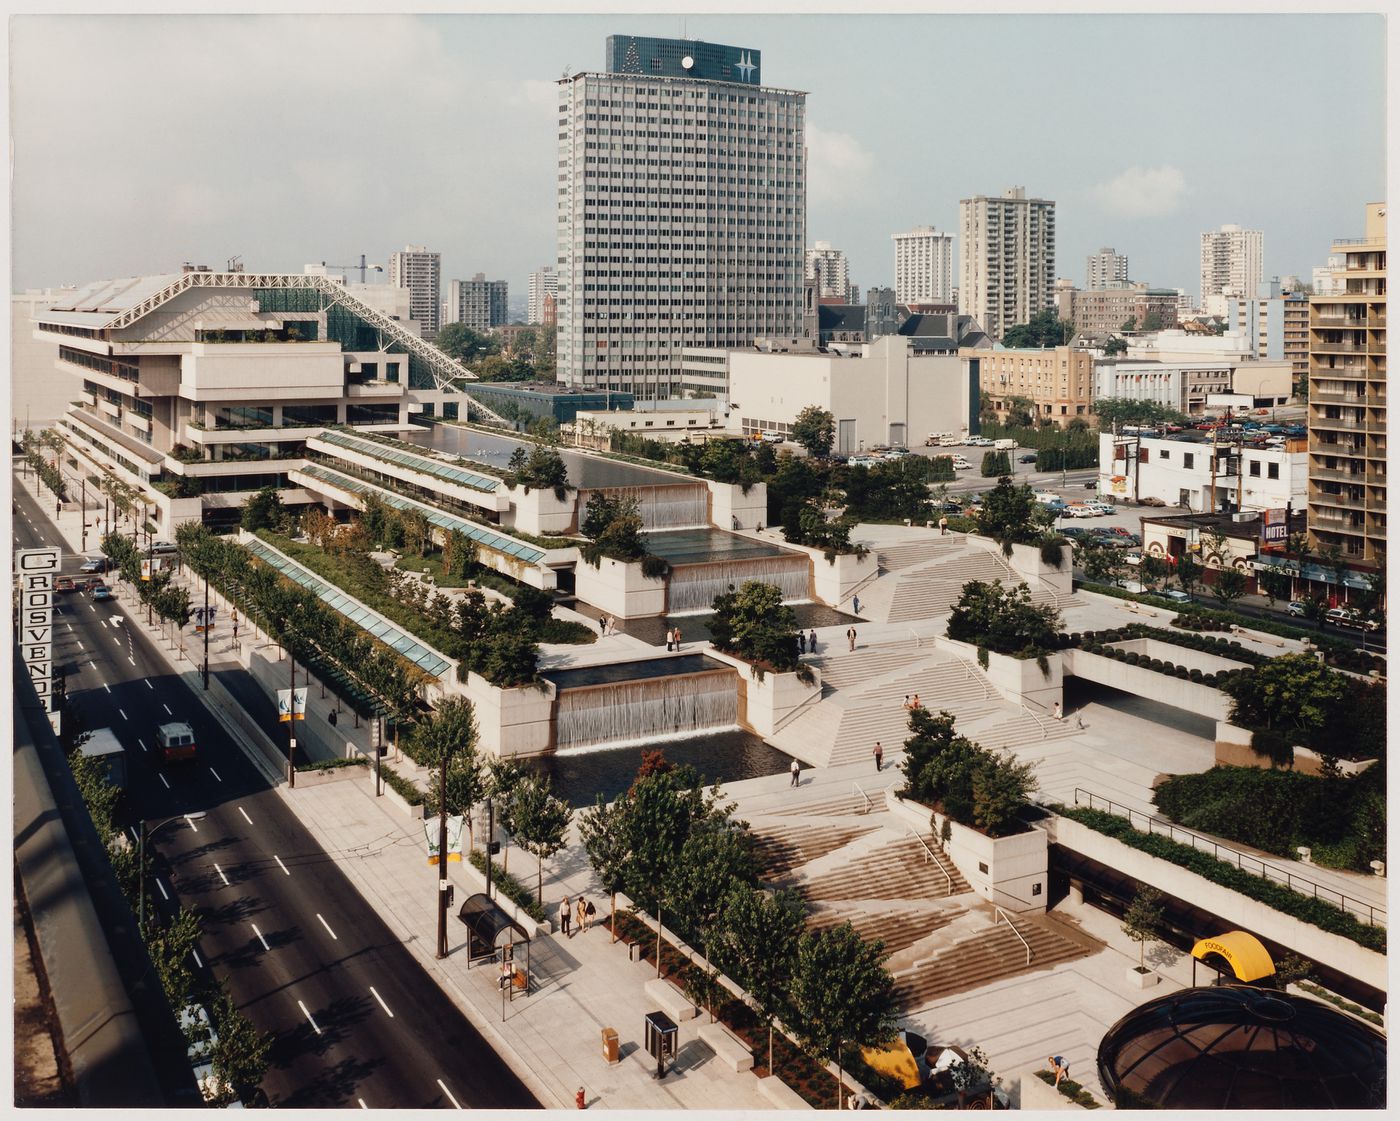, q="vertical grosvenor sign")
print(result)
[16,547,61,732]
